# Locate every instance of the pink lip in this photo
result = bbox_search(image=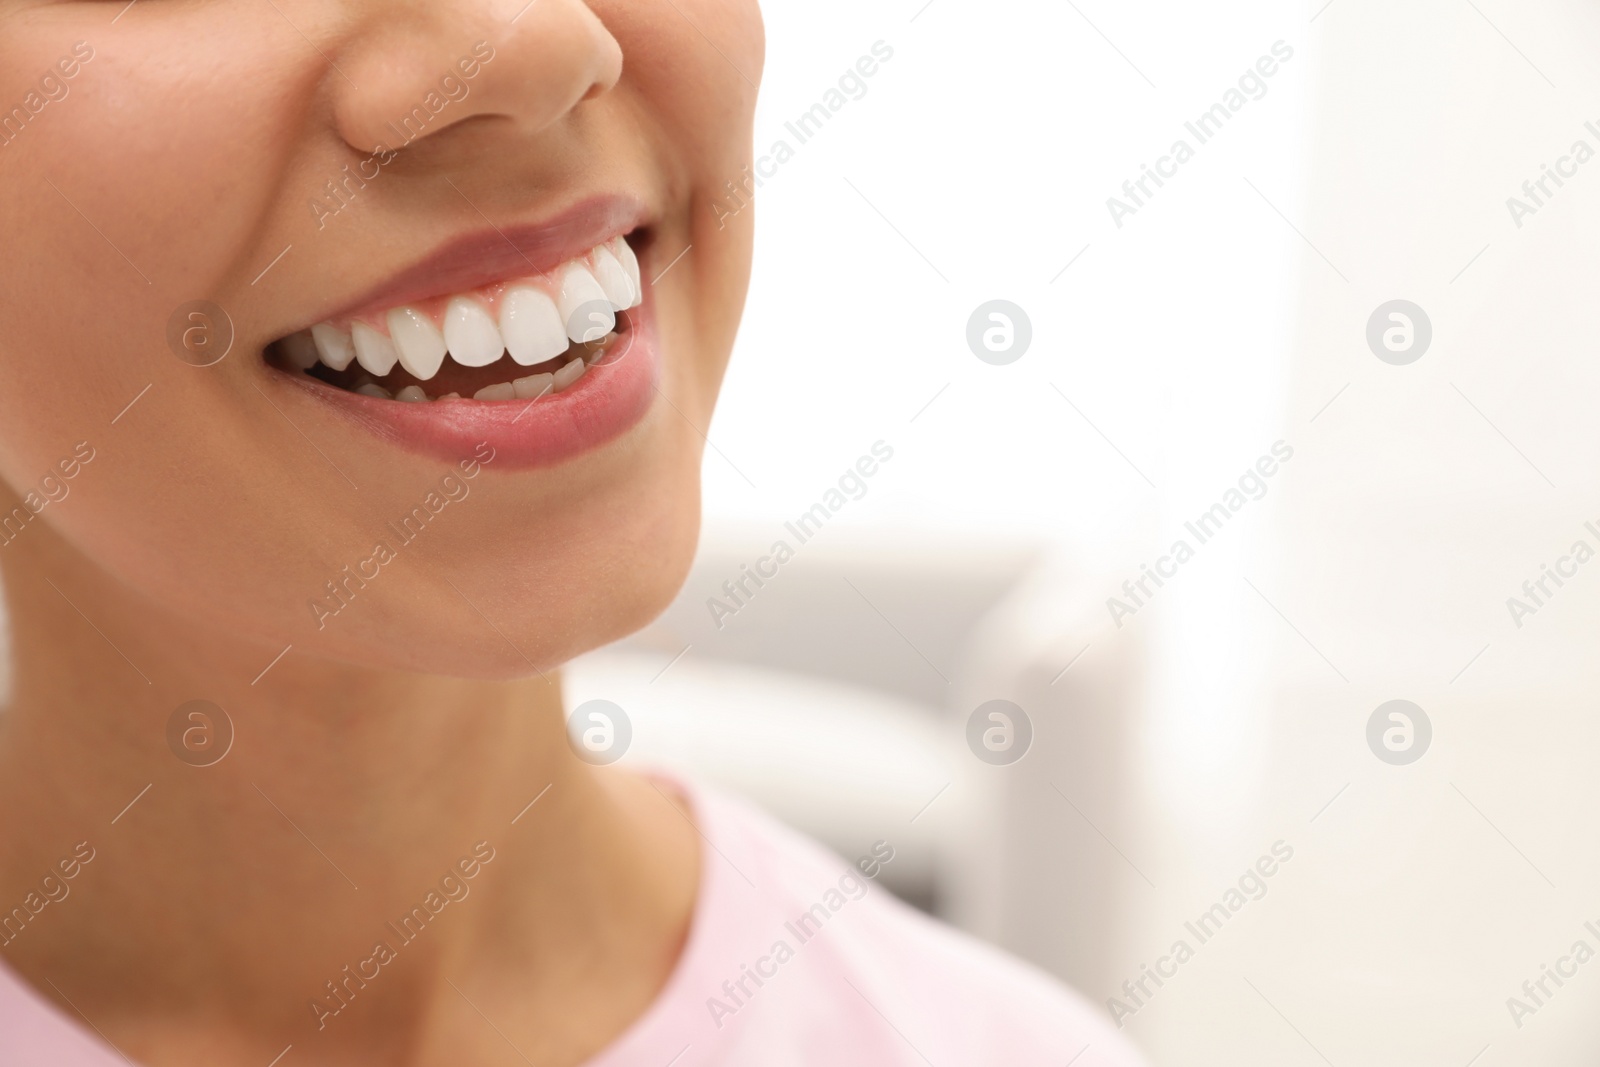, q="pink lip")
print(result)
[278,292,659,471]
[328,195,649,324]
